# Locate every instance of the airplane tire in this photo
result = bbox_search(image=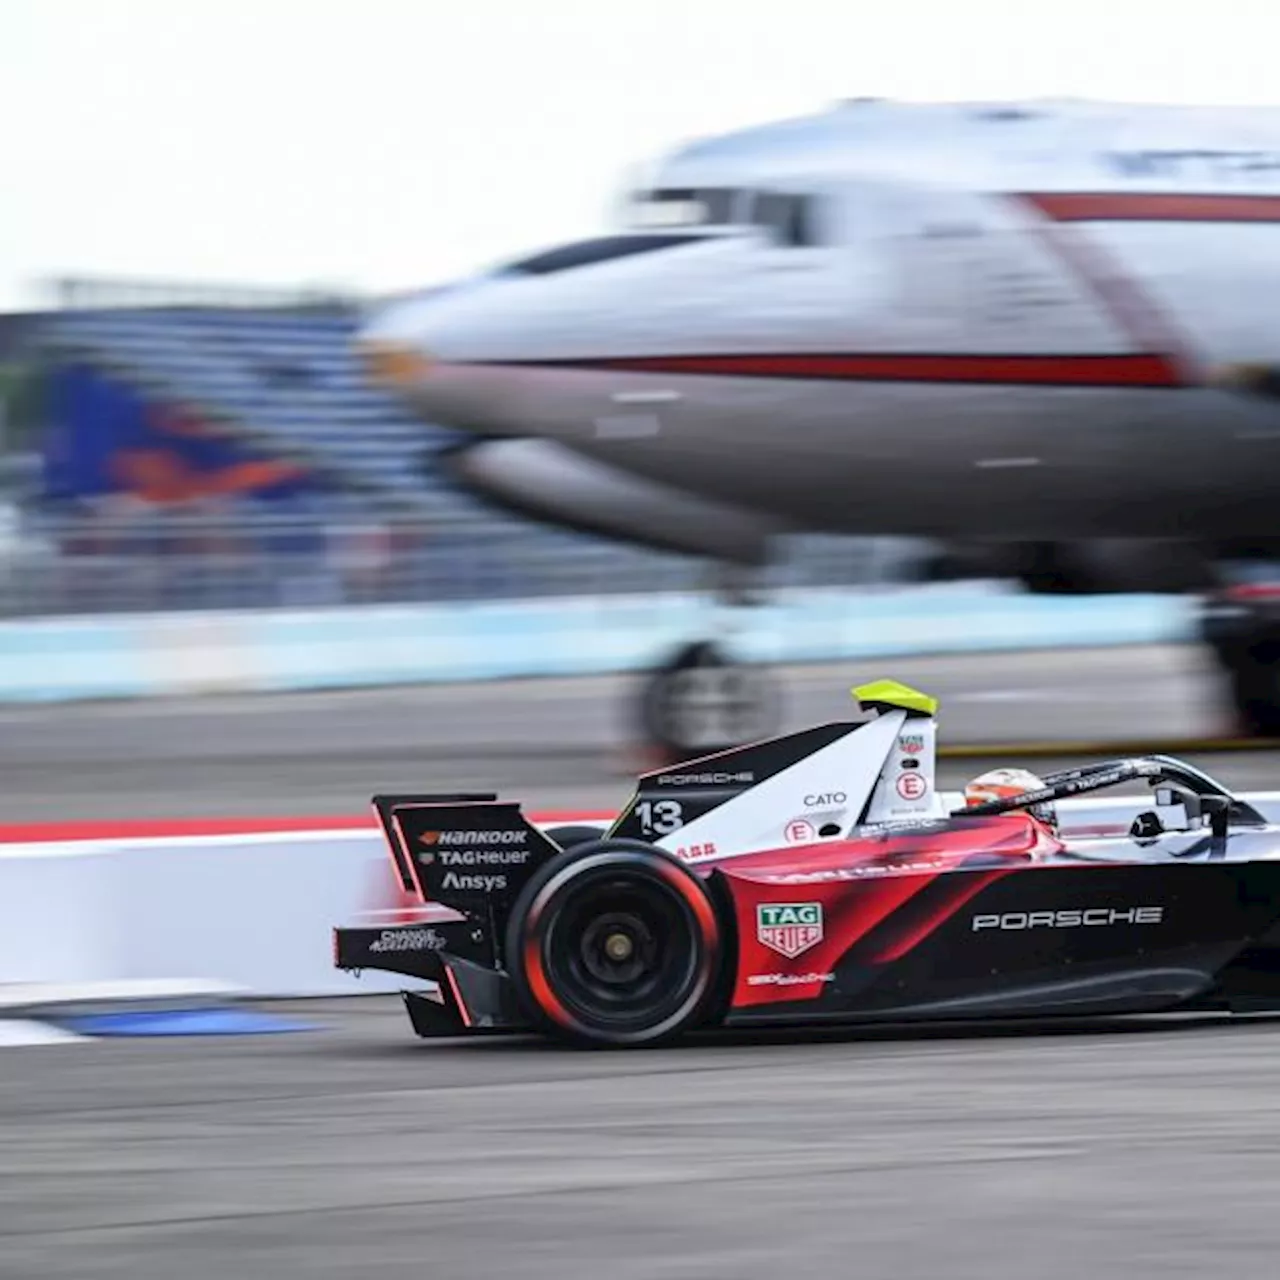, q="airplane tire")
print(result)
[506,839,723,1047]
[637,639,781,762]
